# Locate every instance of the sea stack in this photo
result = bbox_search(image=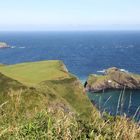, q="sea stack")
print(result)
[85,67,140,92]
[0,42,9,48]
